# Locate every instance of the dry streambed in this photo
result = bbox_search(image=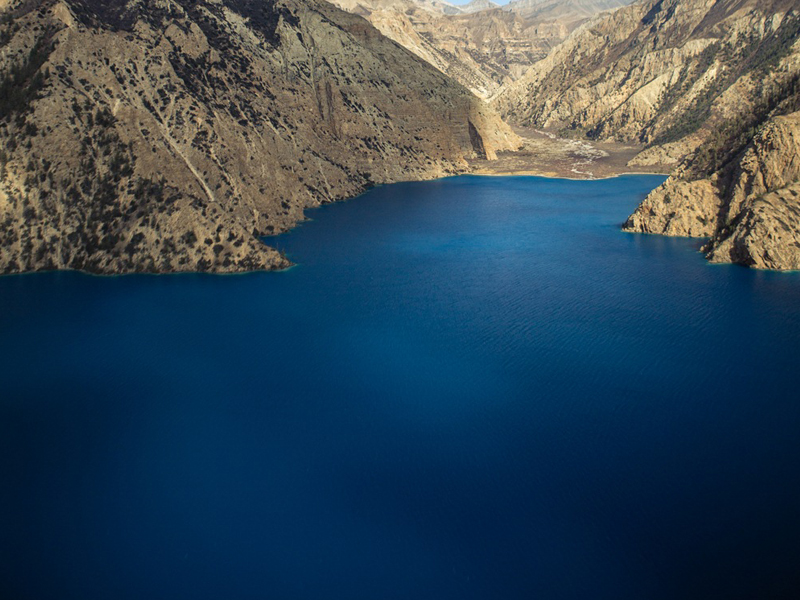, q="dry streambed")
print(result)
[469,127,671,179]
